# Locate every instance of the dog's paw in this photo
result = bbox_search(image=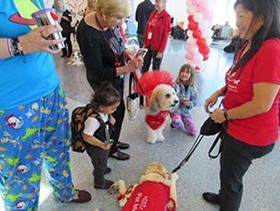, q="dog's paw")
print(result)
[146,138,156,144]
[170,173,179,182]
[108,182,119,194]
[157,135,165,142]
